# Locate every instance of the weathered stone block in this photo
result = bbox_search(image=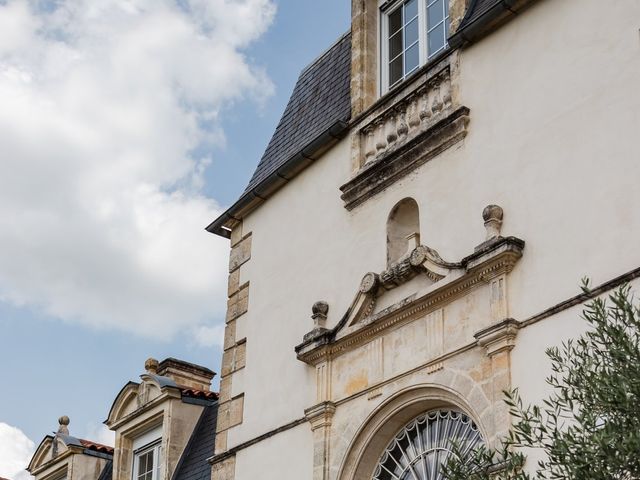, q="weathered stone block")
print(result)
[228,268,240,297]
[211,455,235,480]
[219,375,233,403]
[229,394,244,428]
[230,222,243,247]
[214,430,227,454]
[221,340,247,377]
[223,321,236,351]
[229,234,251,272]
[235,341,246,370]
[226,283,249,323]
